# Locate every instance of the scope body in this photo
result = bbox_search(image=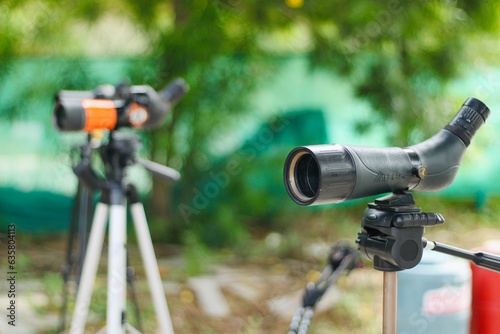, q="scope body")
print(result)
[284,98,490,206]
[54,79,188,132]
